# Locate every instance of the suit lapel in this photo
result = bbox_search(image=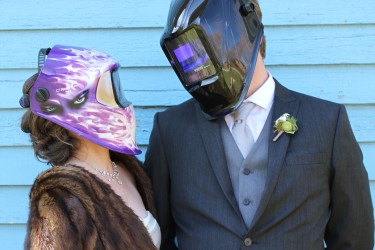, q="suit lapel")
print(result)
[194,103,244,222]
[194,81,300,232]
[249,80,300,230]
